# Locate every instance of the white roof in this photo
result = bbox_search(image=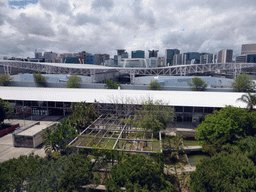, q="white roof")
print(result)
[0,87,247,108]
